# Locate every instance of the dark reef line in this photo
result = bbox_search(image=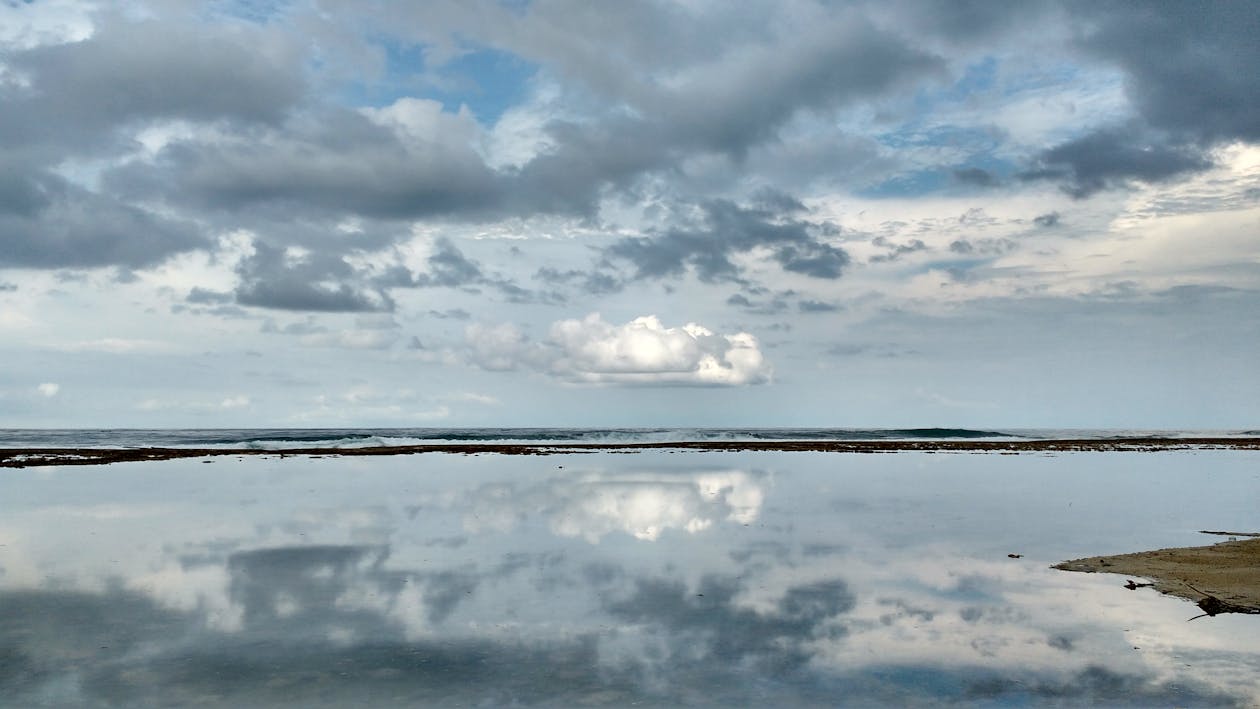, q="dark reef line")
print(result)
[3,437,1260,468]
